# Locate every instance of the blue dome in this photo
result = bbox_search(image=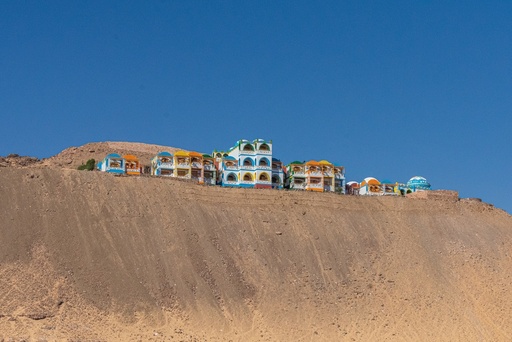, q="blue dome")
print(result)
[407,176,431,190]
